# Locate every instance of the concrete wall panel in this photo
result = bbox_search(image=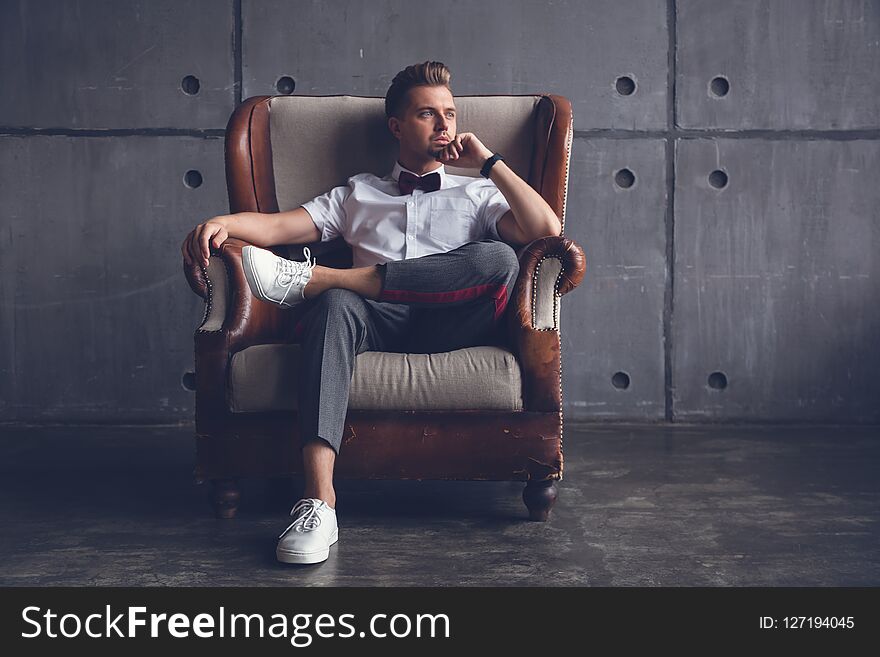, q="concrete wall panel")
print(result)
[677,0,880,129]
[243,0,669,130]
[0,136,226,421]
[673,138,880,421]
[563,138,667,420]
[1,0,879,424]
[0,0,234,129]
